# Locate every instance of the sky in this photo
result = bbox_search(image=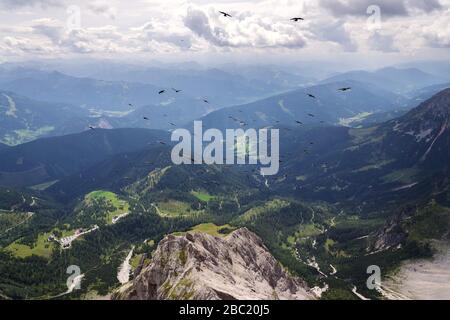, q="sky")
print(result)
[0,0,449,67]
